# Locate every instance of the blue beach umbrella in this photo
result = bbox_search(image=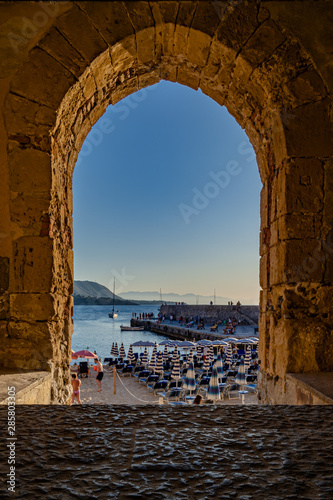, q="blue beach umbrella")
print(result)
[171,346,179,364]
[225,343,233,366]
[141,347,149,367]
[162,345,169,362]
[127,344,135,364]
[208,345,214,365]
[114,343,119,358]
[216,352,224,383]
[207,364,220,401]
[203,354,211,375]
[196,343,203,358]
[119,343,126,359]
[235,358,247,404]
[149,349,157,372]
[235,359,246,388]
[132,340,155,347]
[110,342,115,356]
[154,352,164,376]
[187,348,194,365]
[244,346,252,371]
[199,339,213,346]
[171,354,182,386]
[183,361,196,396]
